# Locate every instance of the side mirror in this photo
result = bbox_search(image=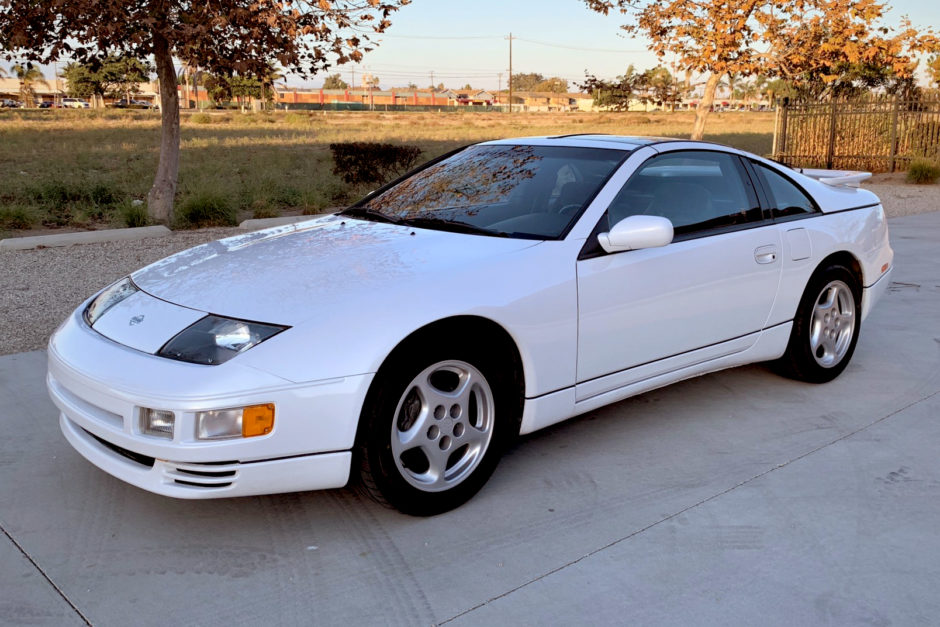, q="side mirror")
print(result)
[597,215,674,253]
